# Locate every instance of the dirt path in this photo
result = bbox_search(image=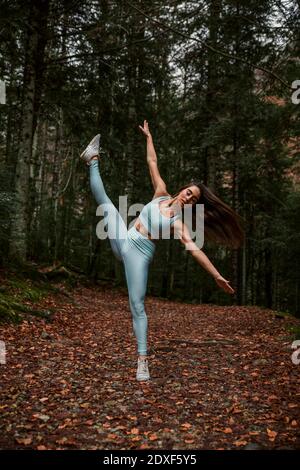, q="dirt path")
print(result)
[0,284,299,450]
